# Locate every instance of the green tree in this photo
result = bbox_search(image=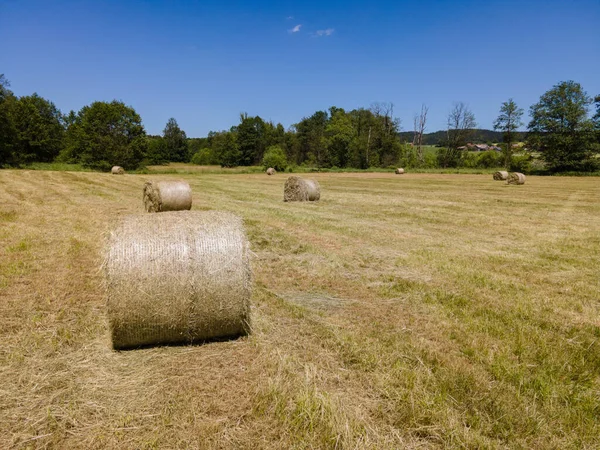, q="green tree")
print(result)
[593,95,600,138]
[62,100,147,170]
[9,94,65,164]
[296,111,328,168]
[0,74,17,165]
[237,113,266,165]
[213,131,240,167]
[528,81,595,171]
[438,102,476,168]
[326,107,353,167]
[494,98,524,168]
[146,136,169,164]
[262,145,287,171]
[163,118,188,162]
